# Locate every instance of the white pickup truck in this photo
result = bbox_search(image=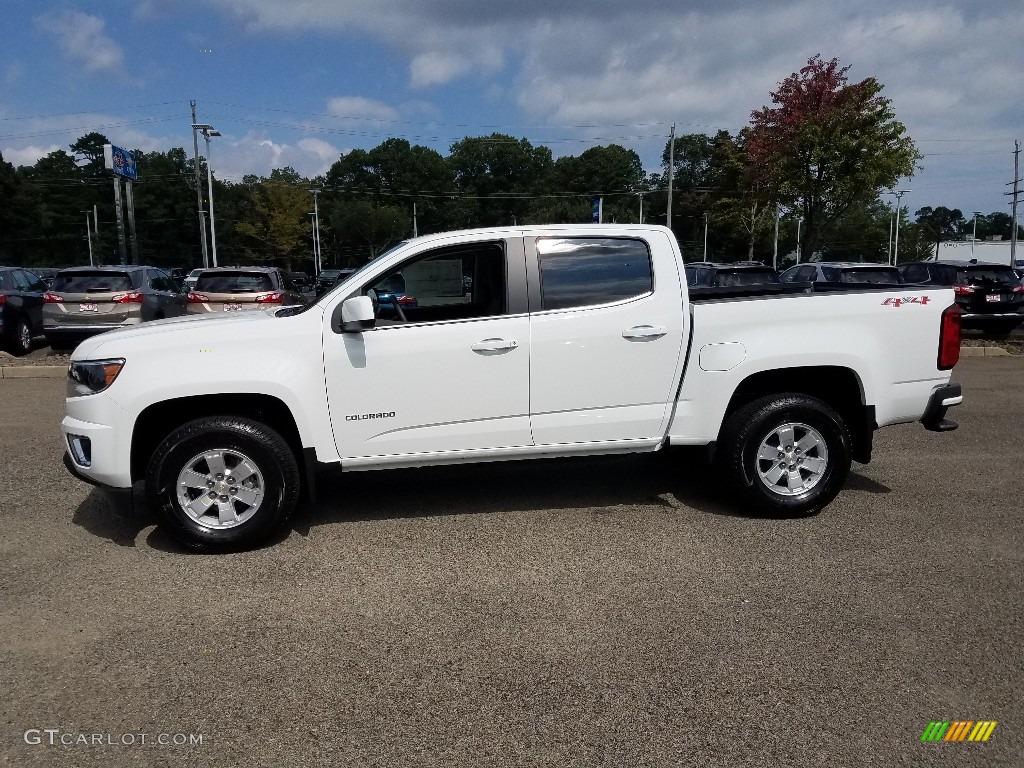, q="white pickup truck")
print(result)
[61,225,963,550]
